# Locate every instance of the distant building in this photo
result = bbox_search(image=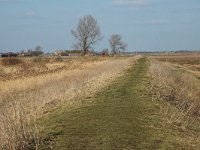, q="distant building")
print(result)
[1,52,17,57]
[61,52,70,56]
[69,53,82,57]
[54,50,83,57]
